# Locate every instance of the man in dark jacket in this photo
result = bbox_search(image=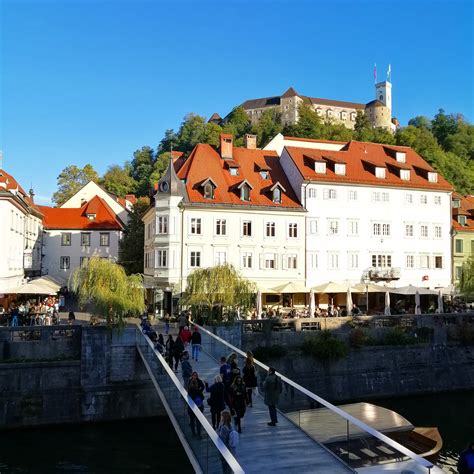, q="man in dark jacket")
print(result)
[181,351,193,385]
[458,441,474,474]
[263,367,282,426]
[191,326,202,361]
